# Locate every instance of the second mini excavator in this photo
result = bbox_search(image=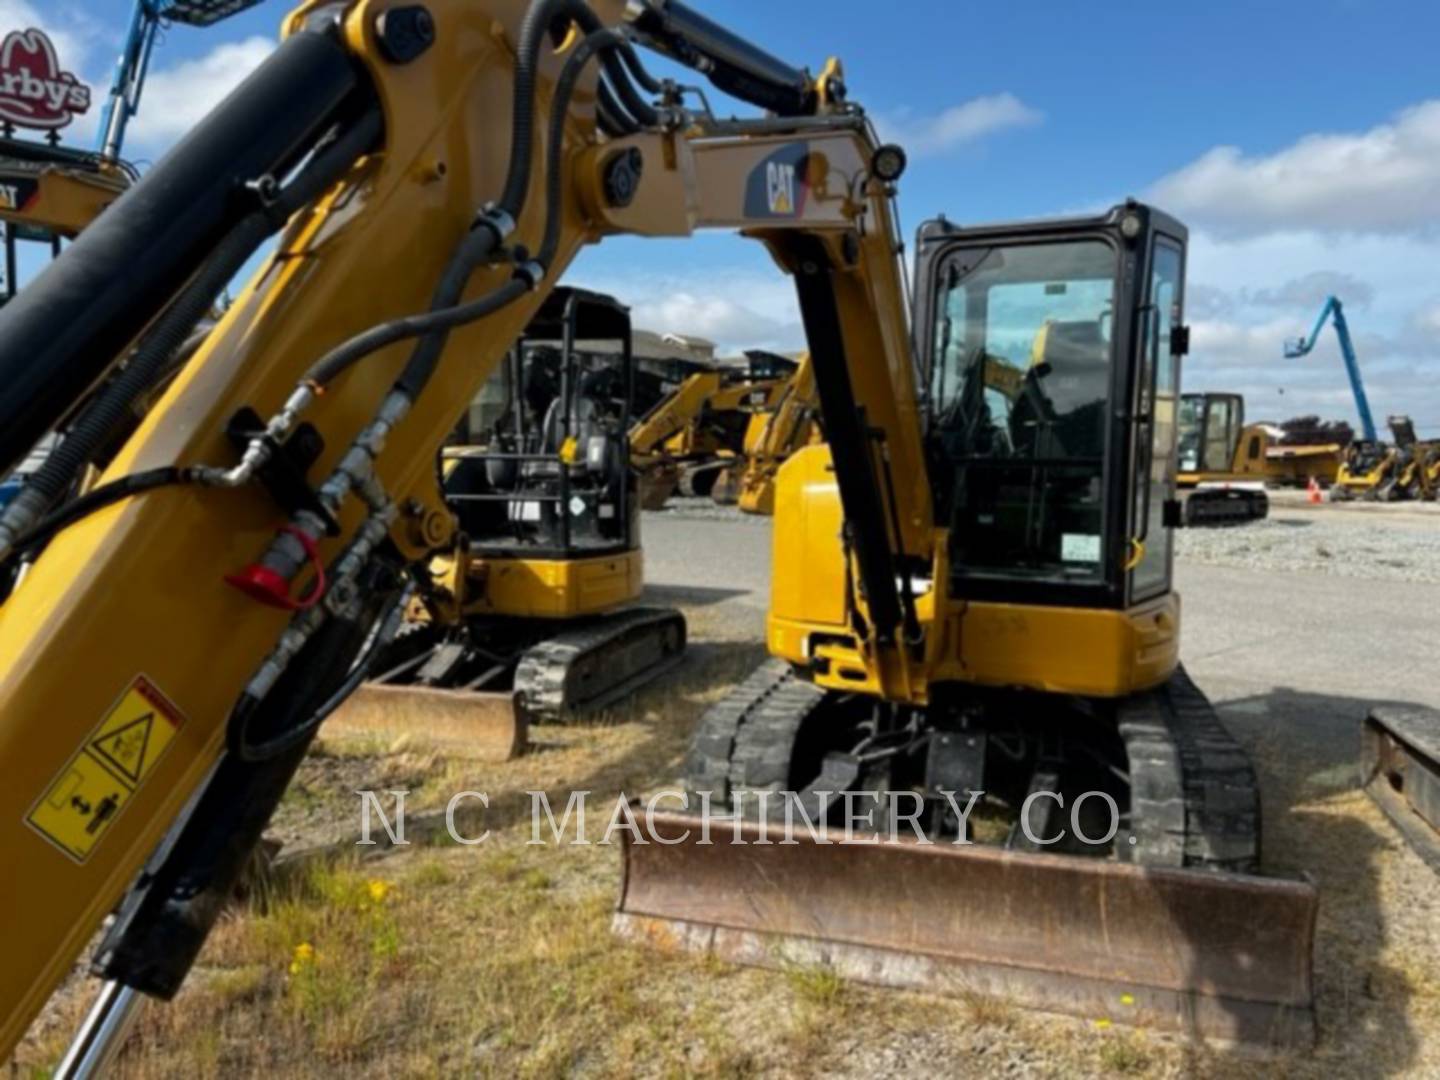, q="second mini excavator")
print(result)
[335,286,685,754]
